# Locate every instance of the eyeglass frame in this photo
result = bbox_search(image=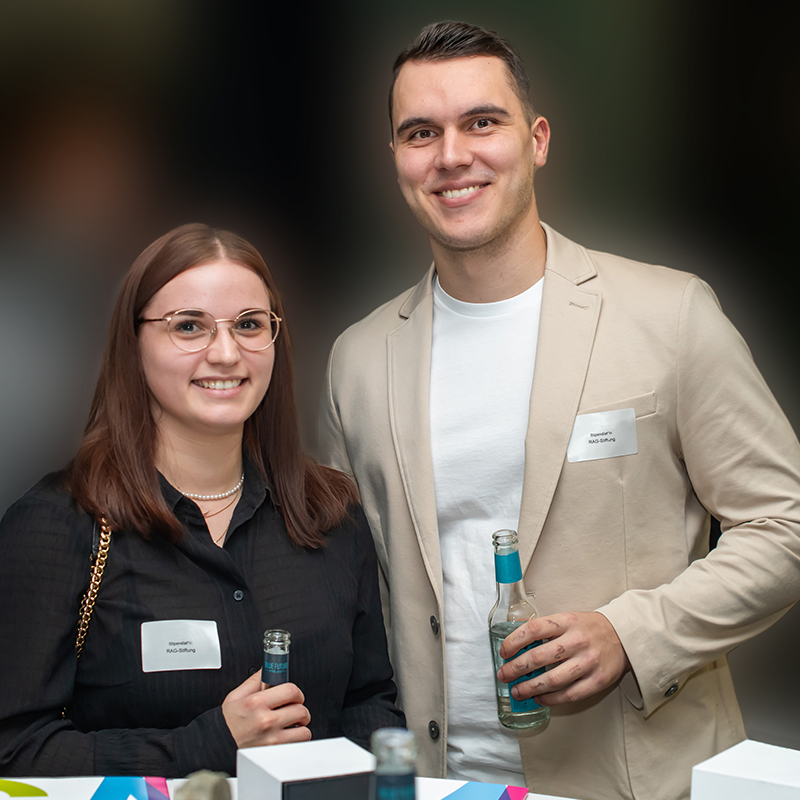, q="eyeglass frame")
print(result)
[138,307,282,352]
